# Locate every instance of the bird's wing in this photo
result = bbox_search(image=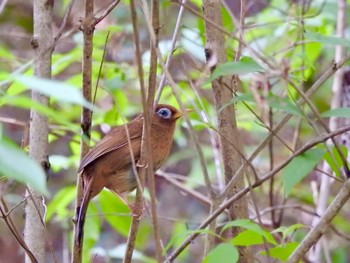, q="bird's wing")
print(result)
[78,119,143,172]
